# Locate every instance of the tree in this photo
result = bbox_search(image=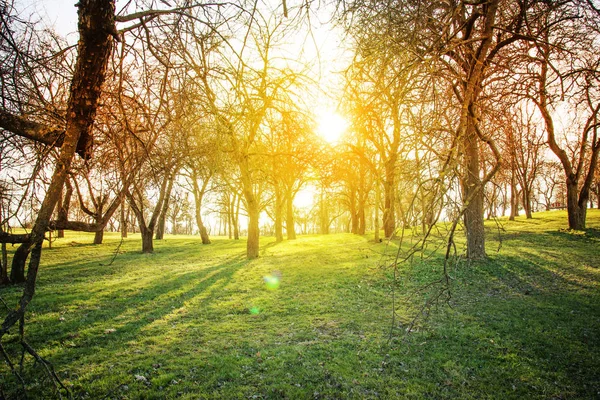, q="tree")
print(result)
[0,0,116,390]
[525,3,600,229]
